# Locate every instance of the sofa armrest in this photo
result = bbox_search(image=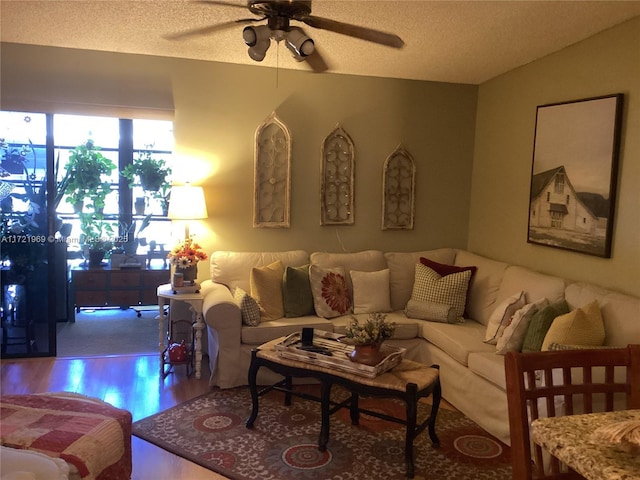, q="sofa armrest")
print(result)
[201,280,243,388]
